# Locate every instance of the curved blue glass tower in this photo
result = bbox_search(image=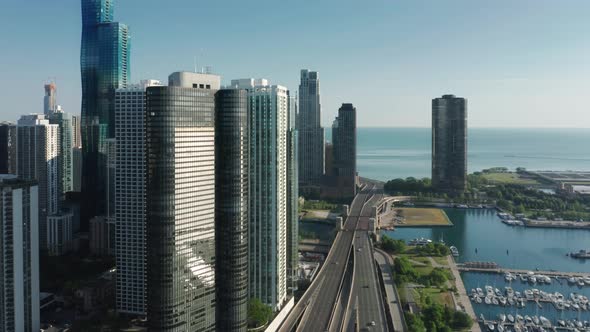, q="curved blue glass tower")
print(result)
[80,0,130,222]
